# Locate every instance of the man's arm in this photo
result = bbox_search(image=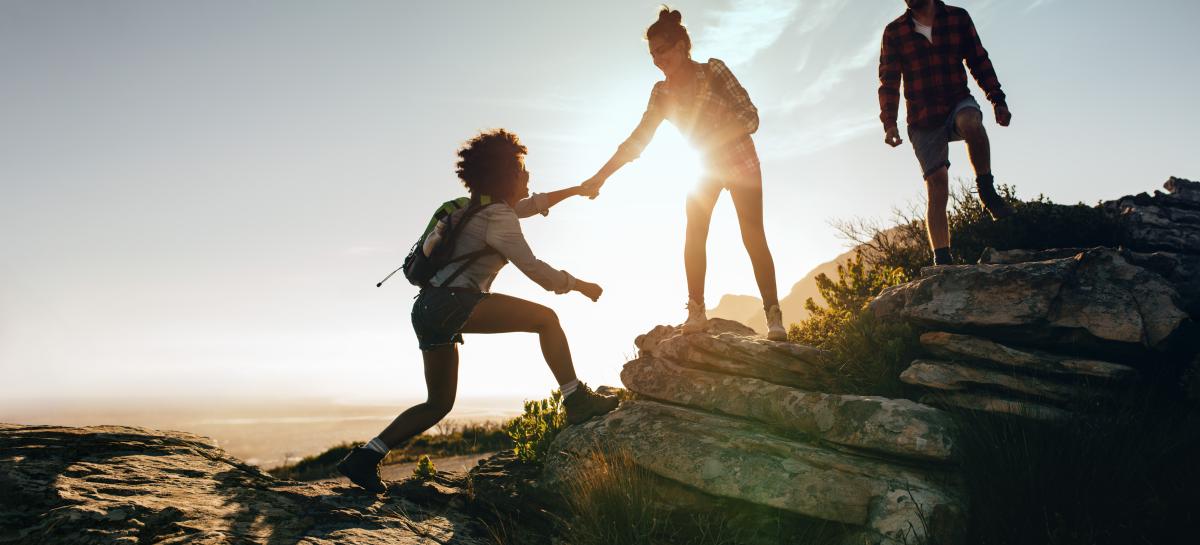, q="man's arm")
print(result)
[878,27,903,145]
[962,12,1009,124]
